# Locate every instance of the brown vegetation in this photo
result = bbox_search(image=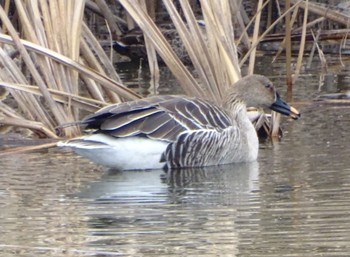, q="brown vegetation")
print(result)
[0,0,348,141]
